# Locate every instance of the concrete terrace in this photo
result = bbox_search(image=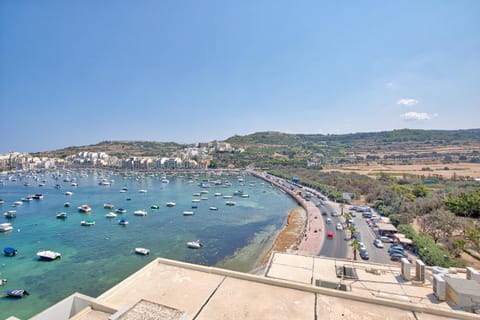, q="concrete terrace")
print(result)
[28,255,480,320]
